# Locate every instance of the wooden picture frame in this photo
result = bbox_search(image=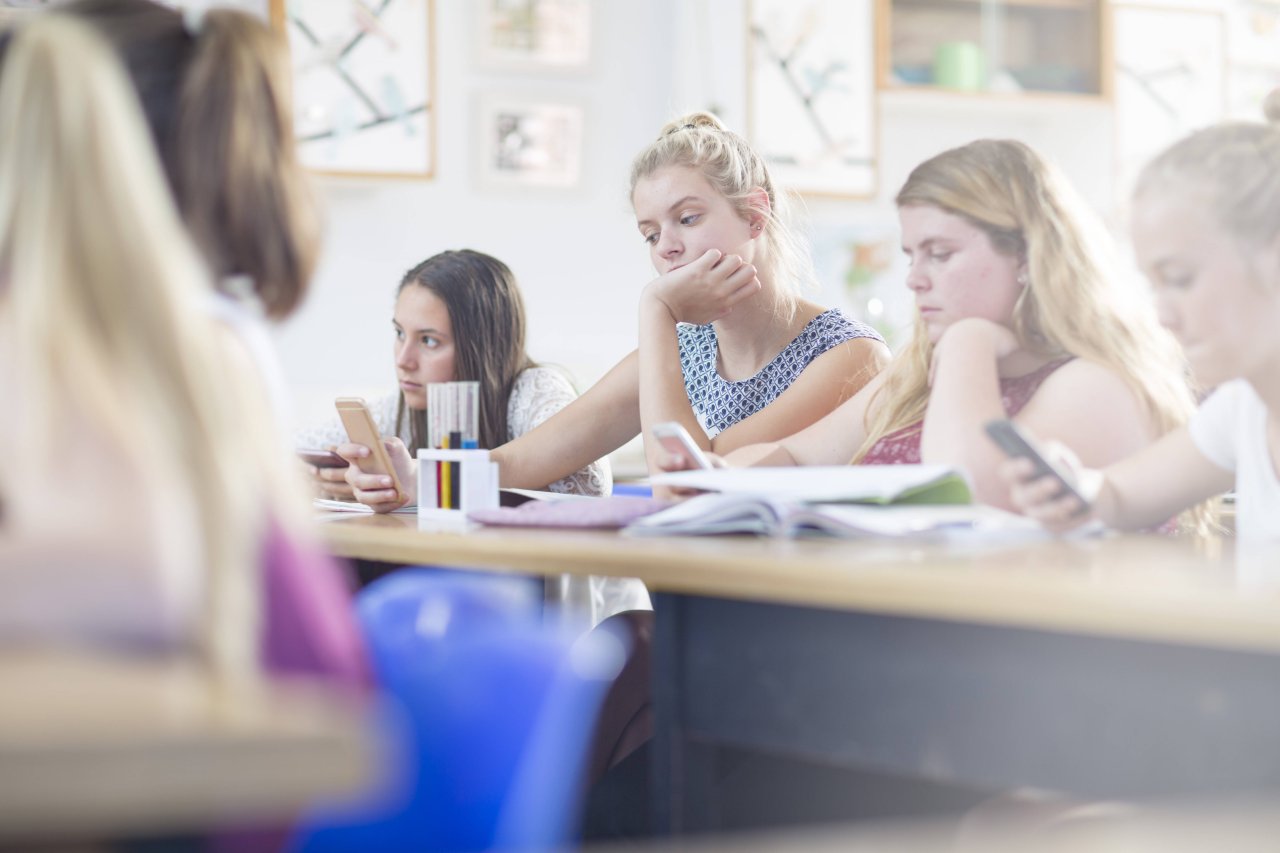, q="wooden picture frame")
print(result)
[269,0,436,180]
[473,0,592,73]
[746,0,878,199]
